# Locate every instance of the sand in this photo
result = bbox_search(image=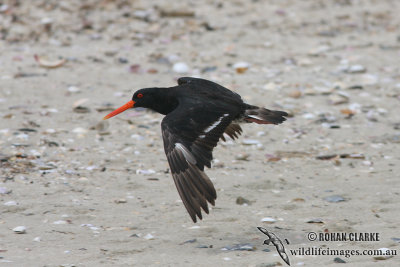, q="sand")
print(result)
[0,0,399,266]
